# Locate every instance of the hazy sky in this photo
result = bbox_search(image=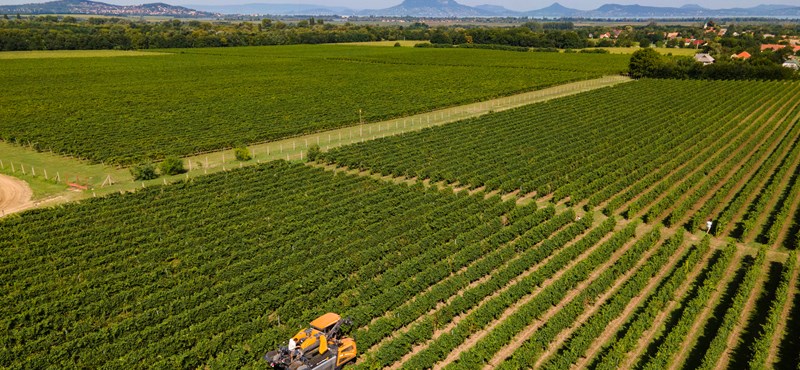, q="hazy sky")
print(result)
[0,0,796,11]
